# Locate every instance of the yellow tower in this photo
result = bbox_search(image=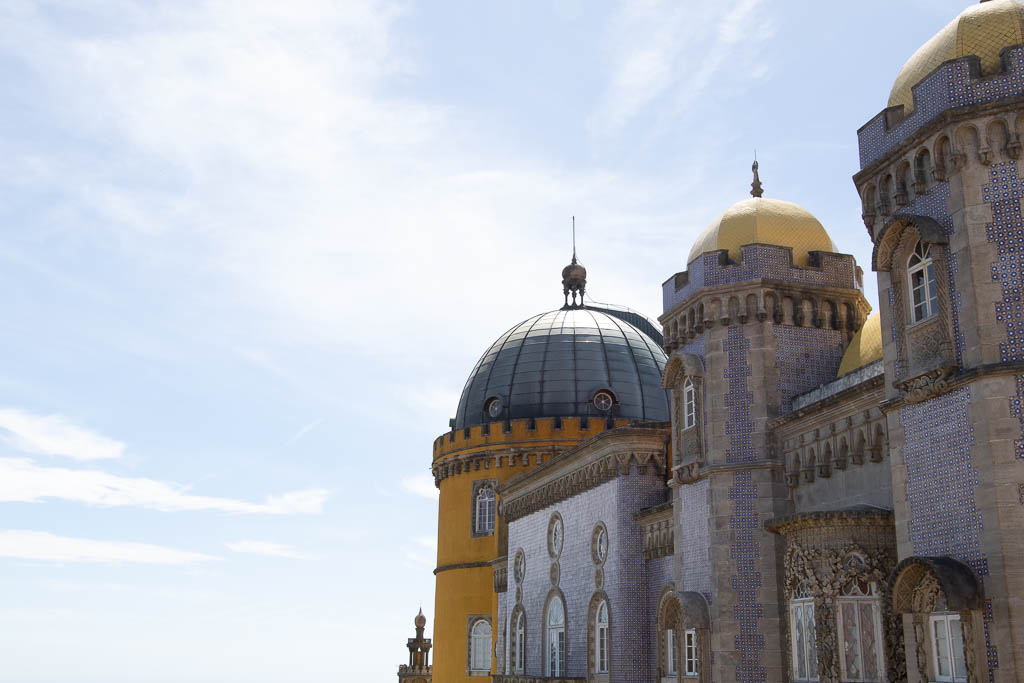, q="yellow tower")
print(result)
[429,257,671,680]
